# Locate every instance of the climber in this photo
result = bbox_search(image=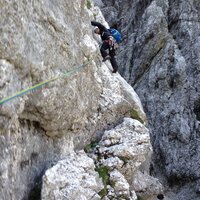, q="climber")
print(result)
[91,21,118,73]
